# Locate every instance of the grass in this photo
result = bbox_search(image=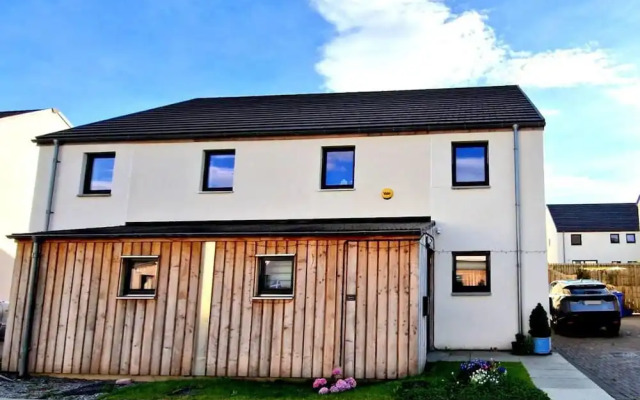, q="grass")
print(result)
[102,362,540,400]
